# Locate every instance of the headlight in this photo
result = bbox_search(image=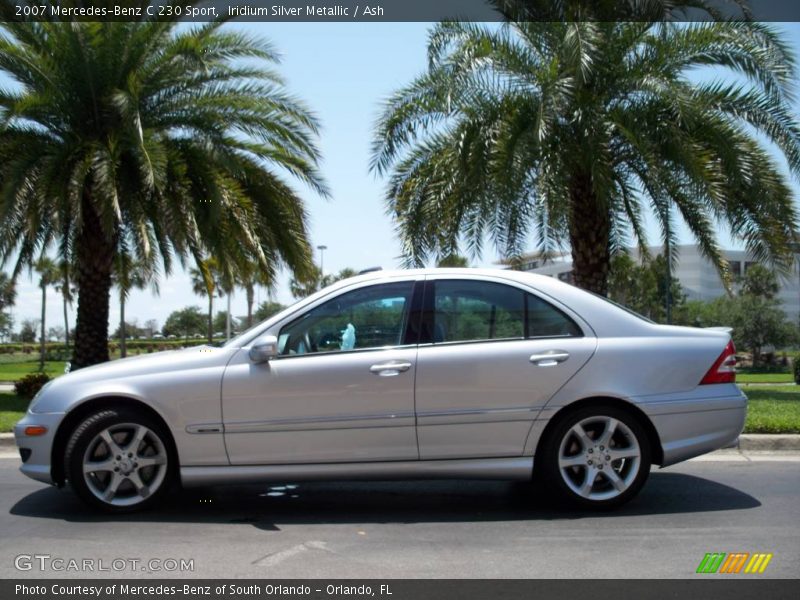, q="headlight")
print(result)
[28,380,55,413]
